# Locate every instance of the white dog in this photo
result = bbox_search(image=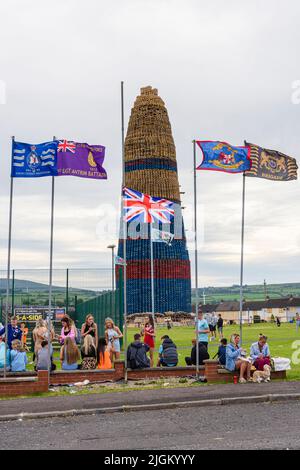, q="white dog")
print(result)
[252,364,271,383]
